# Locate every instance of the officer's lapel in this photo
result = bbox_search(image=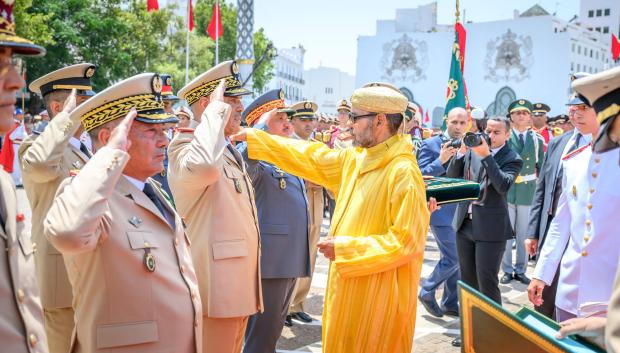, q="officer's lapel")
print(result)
[0,171,16,240]
[224,145,244,172]
[68,143,90,164]
[116,177,171,228]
